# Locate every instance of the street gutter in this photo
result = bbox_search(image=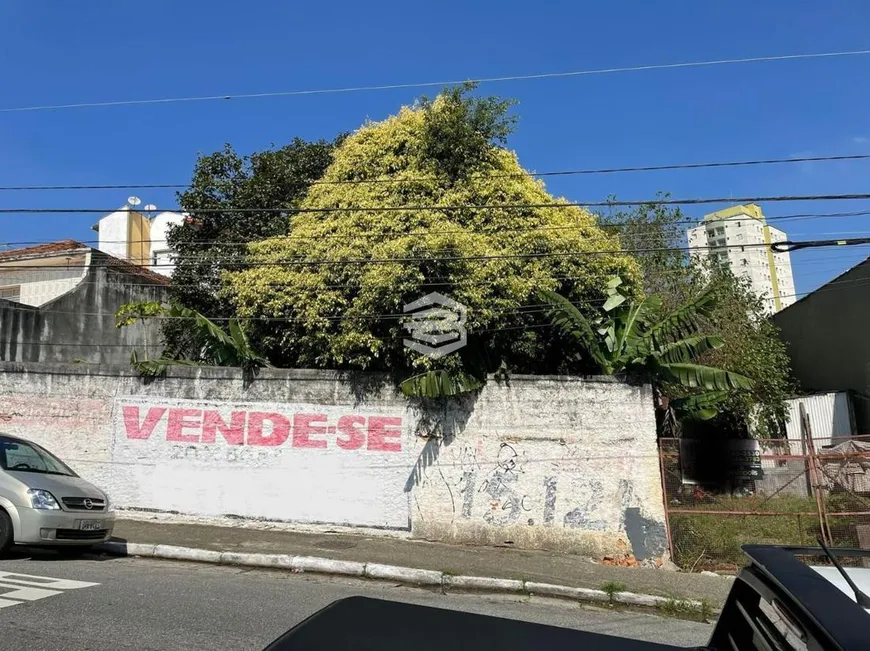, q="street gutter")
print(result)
[95,540,717,619]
